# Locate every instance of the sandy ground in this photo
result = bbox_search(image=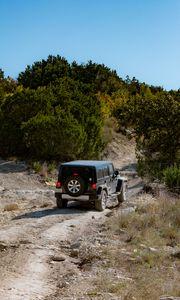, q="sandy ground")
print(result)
[0,137,143,300]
